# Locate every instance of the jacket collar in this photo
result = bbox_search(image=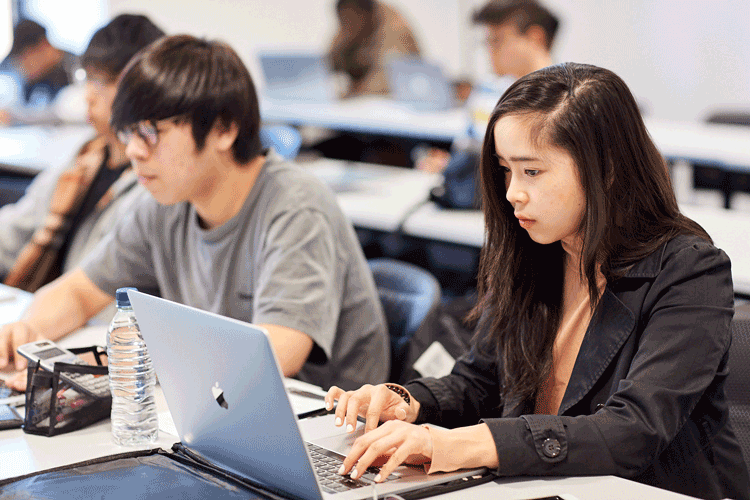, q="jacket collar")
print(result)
[610,241,668,280]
